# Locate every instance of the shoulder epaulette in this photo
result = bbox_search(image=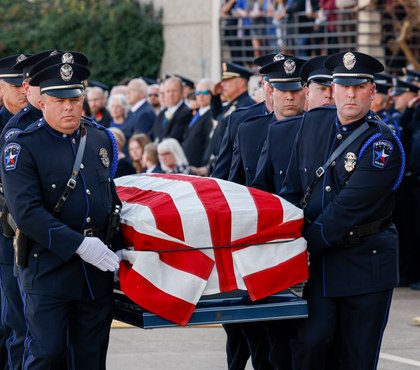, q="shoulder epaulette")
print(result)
[81,115,104,130]
[15,118,44,136]
[272,114,304,126]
